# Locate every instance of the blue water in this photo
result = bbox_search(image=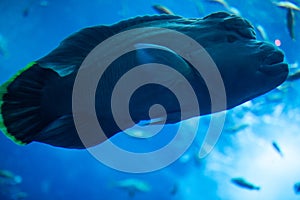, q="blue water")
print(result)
[1,0,300,199]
